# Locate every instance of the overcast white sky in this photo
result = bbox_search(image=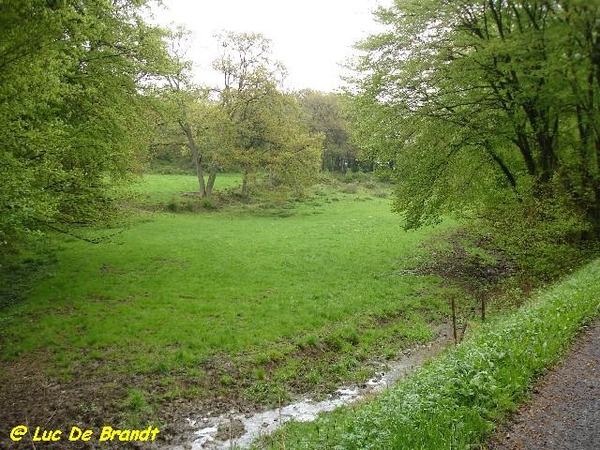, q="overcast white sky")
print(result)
[148,0,388,92]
